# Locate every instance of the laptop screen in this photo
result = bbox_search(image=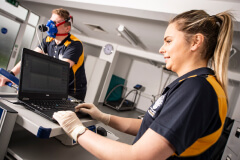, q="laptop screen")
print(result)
[18,48,69,100]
